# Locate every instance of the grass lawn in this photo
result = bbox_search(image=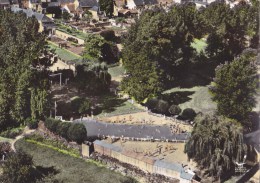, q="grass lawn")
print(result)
[48,41,82,62]
[163,86,217,114]
[15,139,136,183]
[95,95,144,118]
[0,136,12,142]
[108,65,125,78]
[191,38,207,53]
